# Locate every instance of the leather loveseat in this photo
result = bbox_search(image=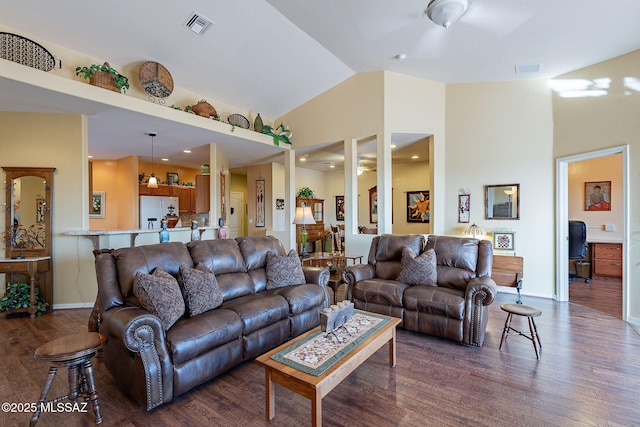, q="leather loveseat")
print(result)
[91,235,329,410]
[342,234,497,346]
